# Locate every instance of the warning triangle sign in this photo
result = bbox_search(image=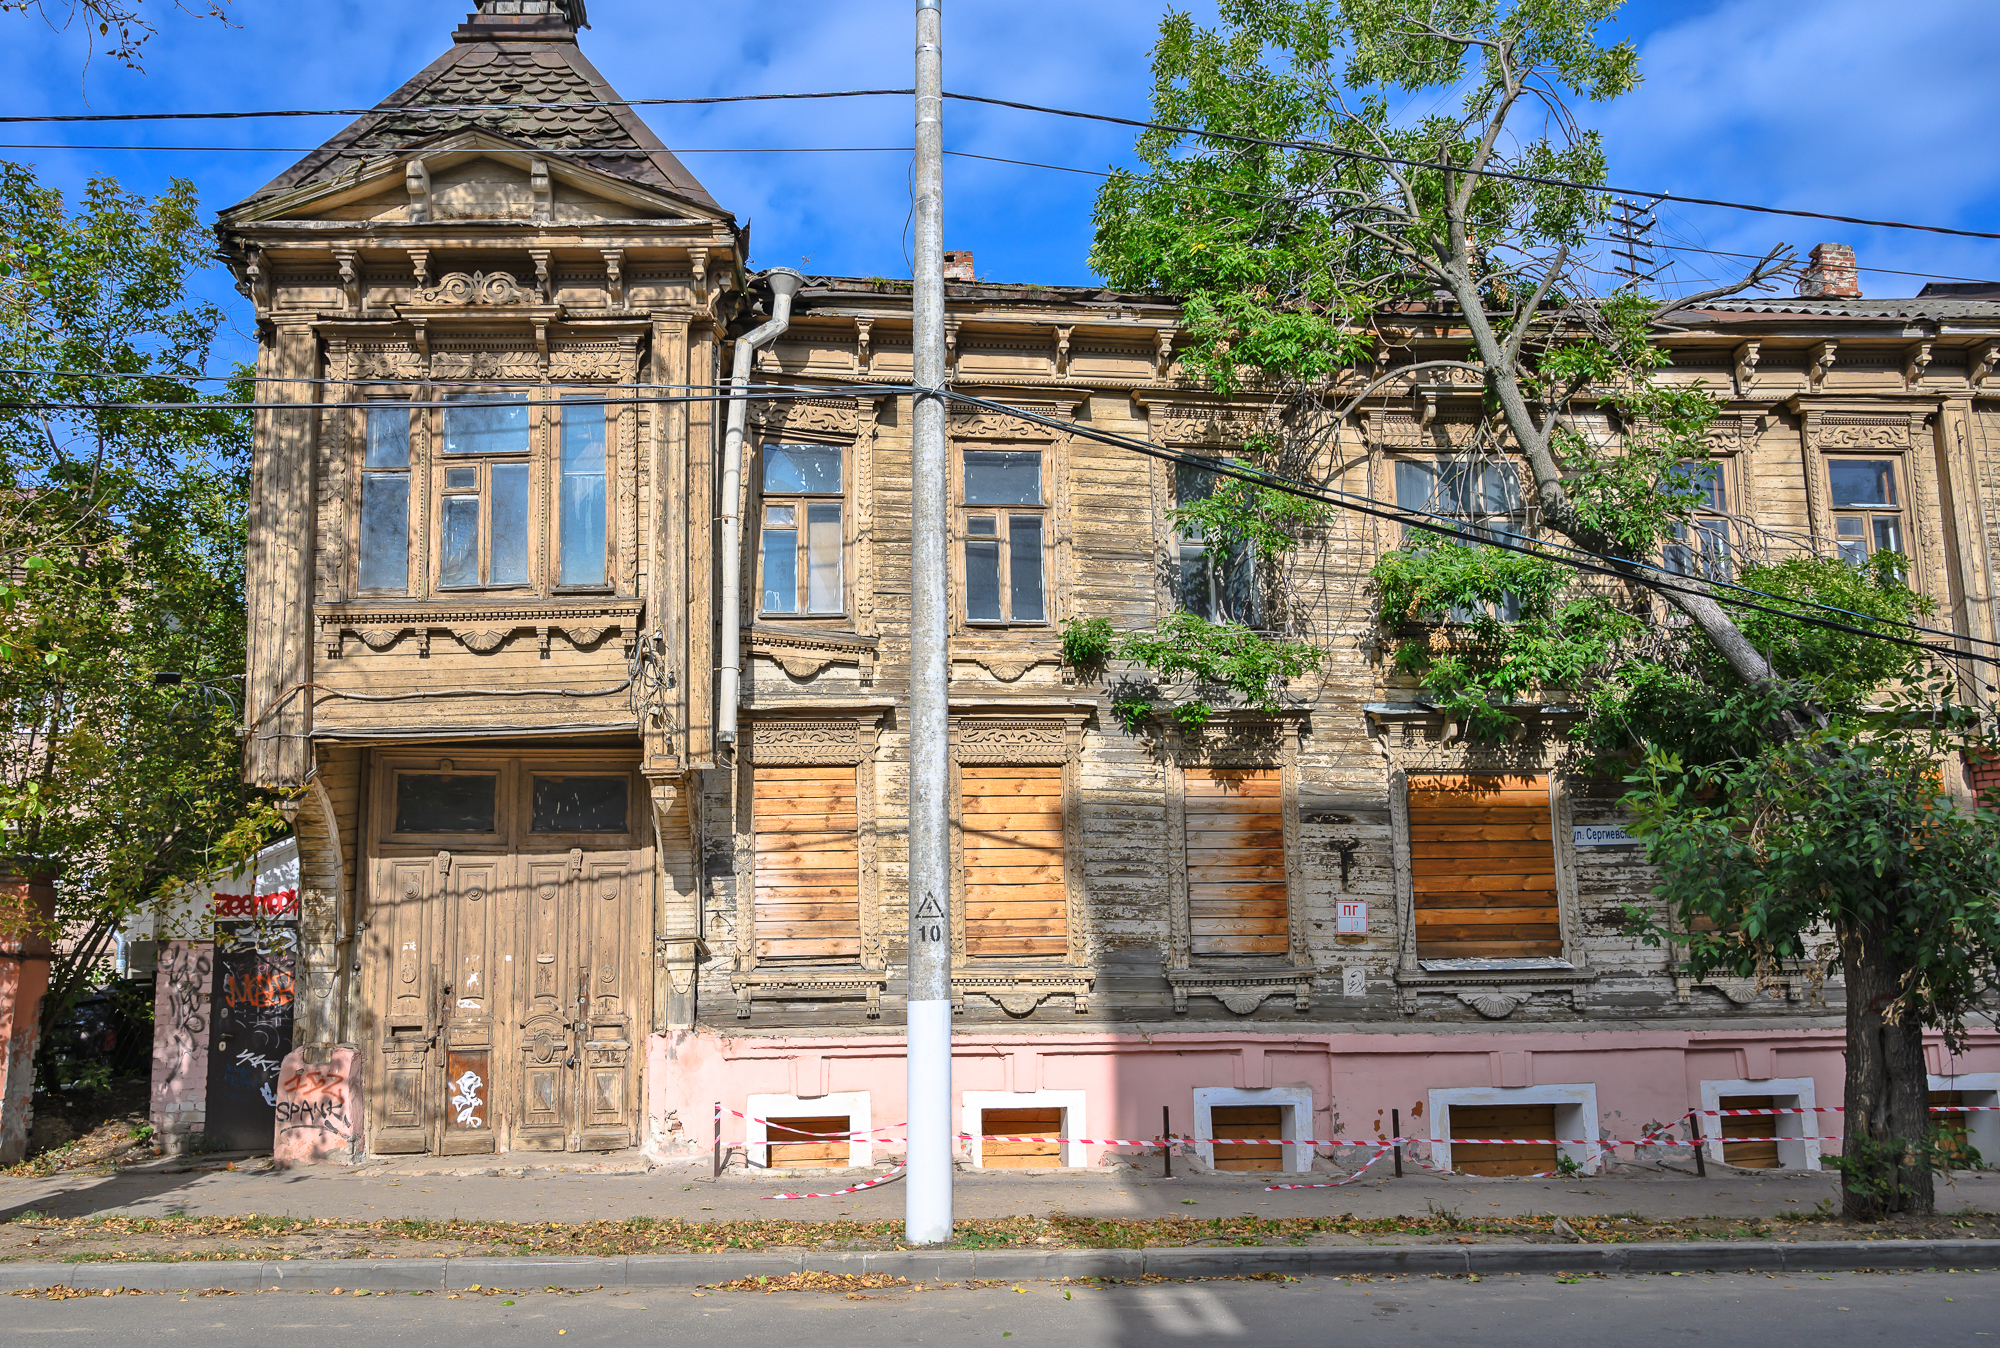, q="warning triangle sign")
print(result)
[916,895,945,919]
